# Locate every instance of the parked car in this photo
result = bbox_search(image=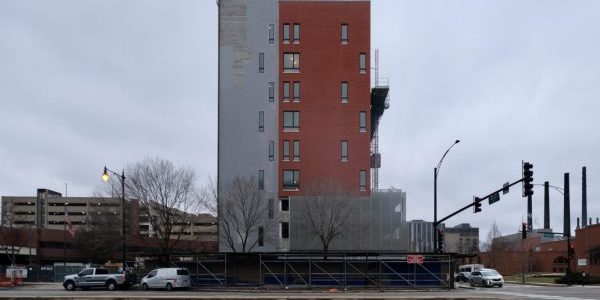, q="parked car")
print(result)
[469,268,504,287]
[63,268,133,291]
[458,263,484,279]
[140,268,191,291]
